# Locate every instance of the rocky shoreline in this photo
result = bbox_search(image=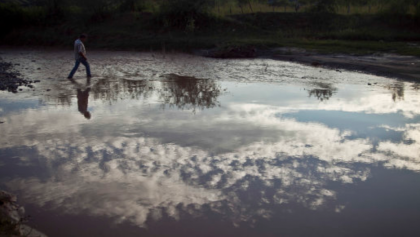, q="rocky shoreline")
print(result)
[0,191,47,237]
[0,58,40,93]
